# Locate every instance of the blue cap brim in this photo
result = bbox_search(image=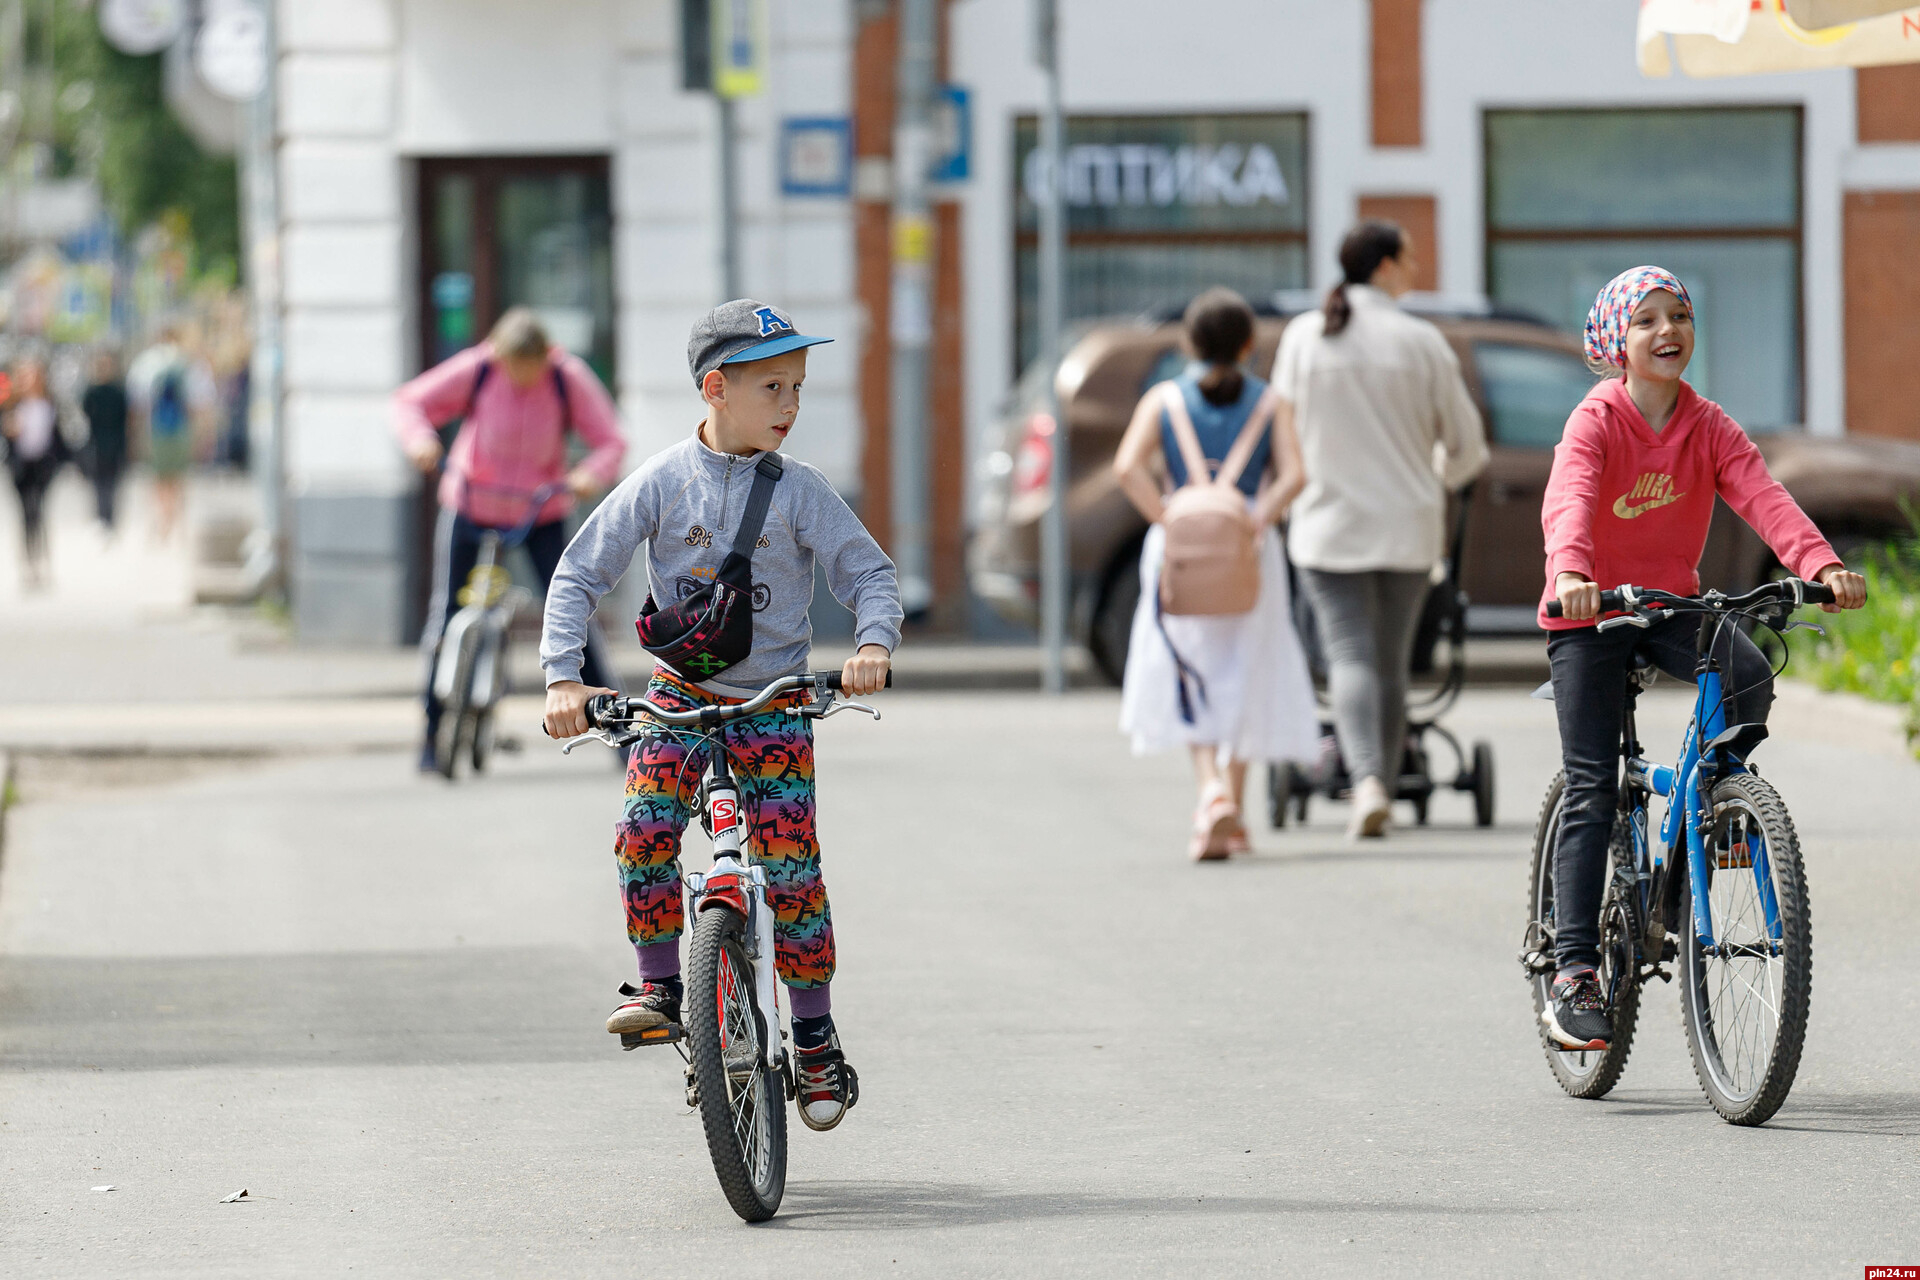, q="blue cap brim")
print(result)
[720,333,834,364]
